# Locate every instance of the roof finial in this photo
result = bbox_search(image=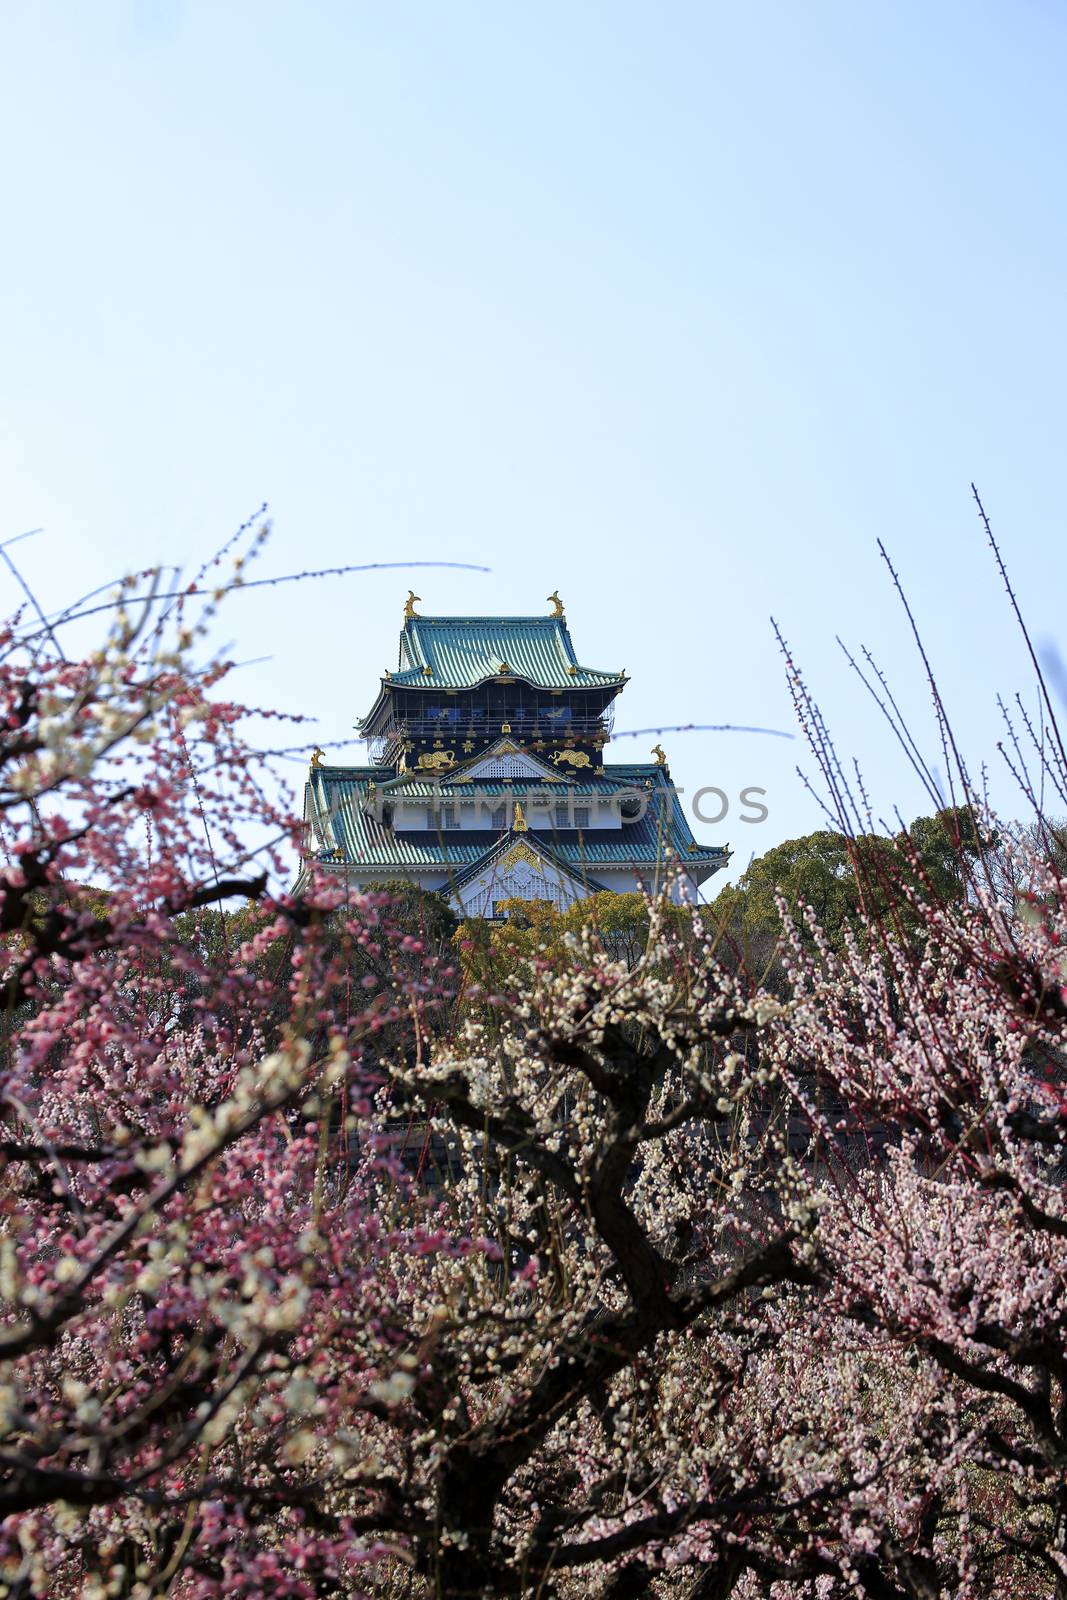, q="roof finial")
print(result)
[547,589,564,618]
[513,800,528,833]
[310,746,324,769]
[651,743,667,767]
[404,590,421,619]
